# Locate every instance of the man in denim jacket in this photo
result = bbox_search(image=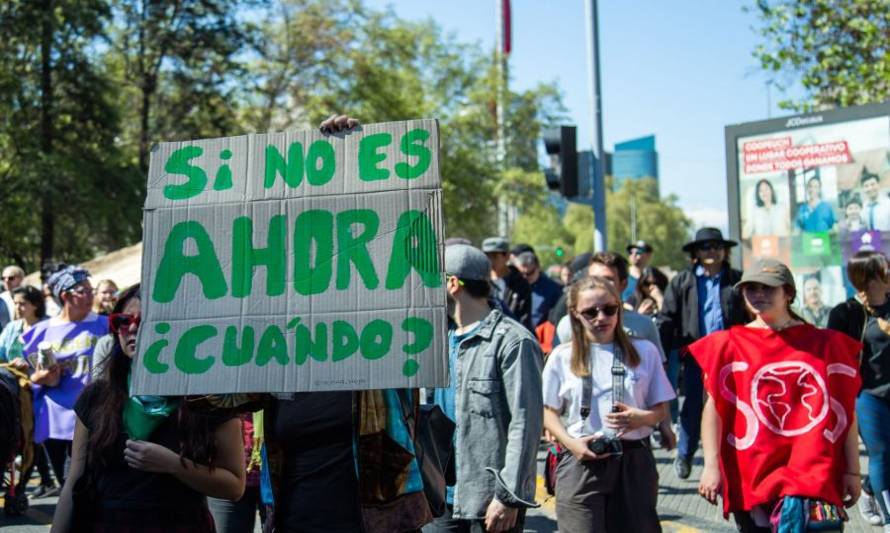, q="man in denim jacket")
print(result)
[427,244,543,533]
